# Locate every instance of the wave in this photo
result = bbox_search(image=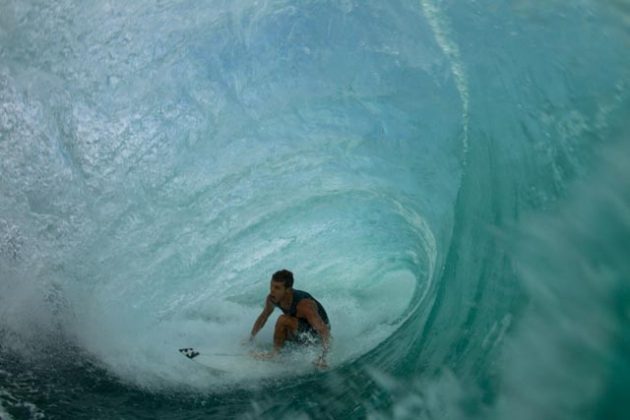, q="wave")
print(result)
[1,1,628,419]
